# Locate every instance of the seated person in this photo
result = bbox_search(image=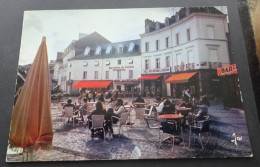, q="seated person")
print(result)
[187,96,209,123]
[157,97,167,114]
[159,99,175,115]
[63,98,76,110]
[154,96,161,106]
[114,99,126,117]
[63,98,76,123]
[98,93,105,102]
[134,95,145,108]
[105,108,117,134]
[87,101,107,138]
[79,98,90,122]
